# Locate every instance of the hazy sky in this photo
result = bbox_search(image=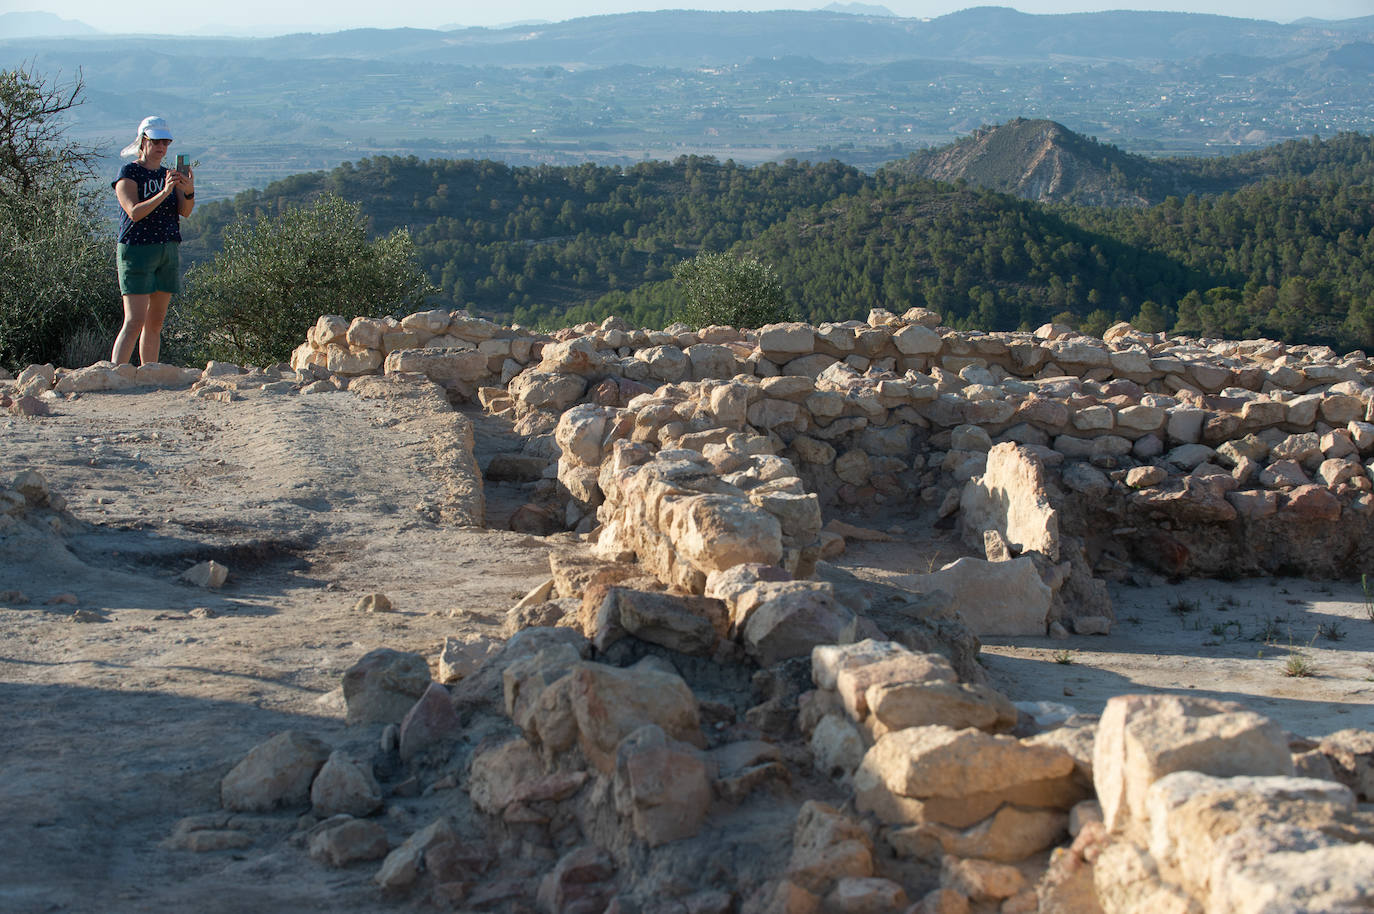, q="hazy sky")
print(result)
[6,1,1371,36]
